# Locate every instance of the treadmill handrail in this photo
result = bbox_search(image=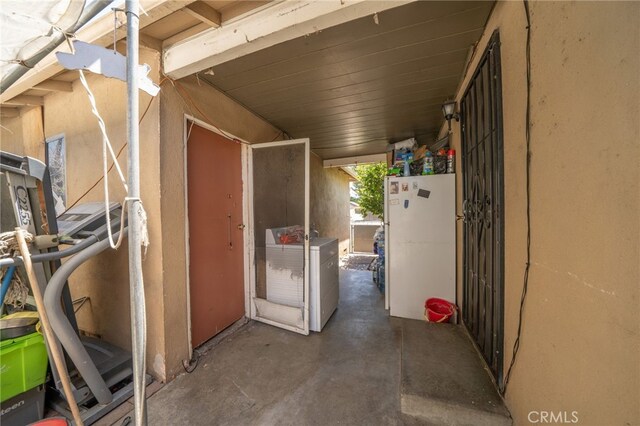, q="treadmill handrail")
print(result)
[0,235,98,267]
[43,228,128,406]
